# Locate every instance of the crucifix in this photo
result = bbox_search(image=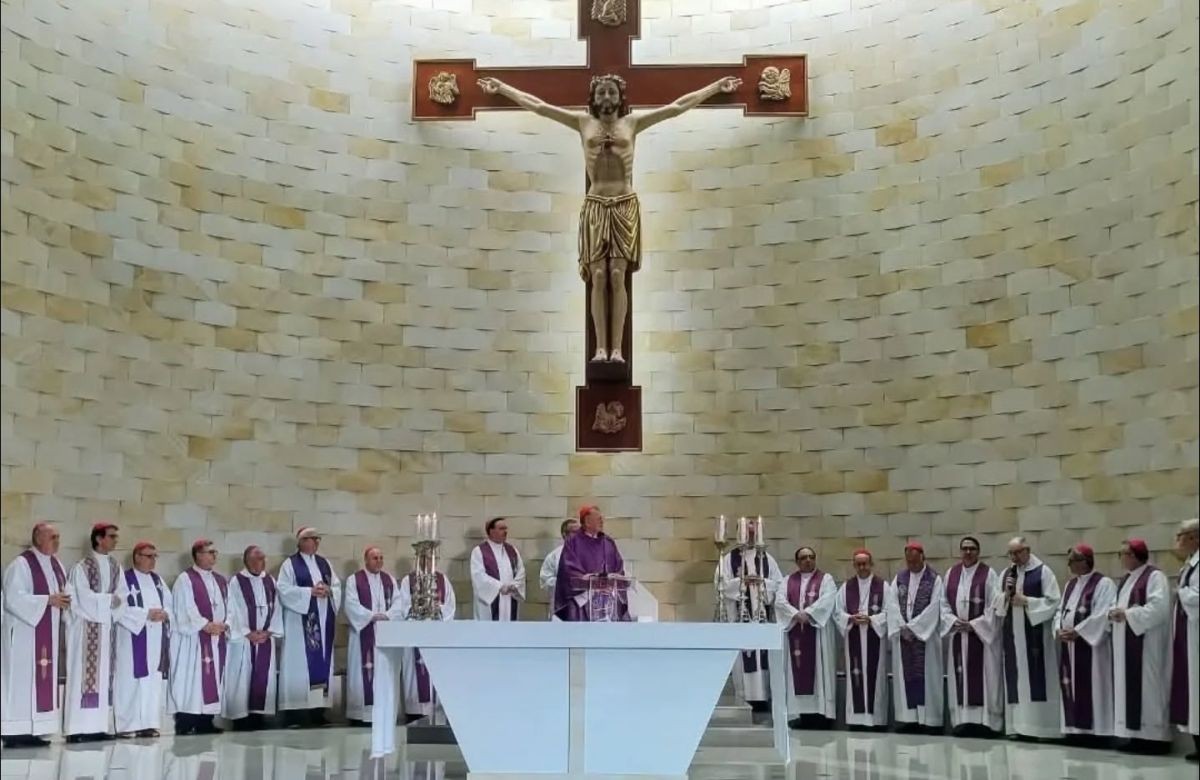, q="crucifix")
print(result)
[413,0,807,452]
